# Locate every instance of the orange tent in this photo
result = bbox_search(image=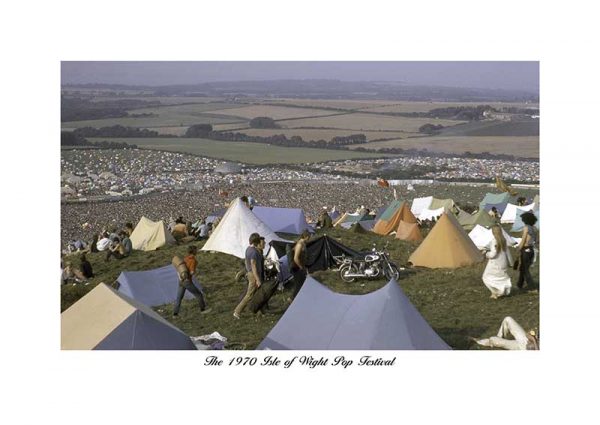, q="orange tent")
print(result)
[408,212,483,269]
[373,200,417,235]
[395,221,422,242]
